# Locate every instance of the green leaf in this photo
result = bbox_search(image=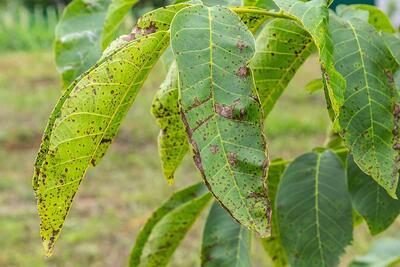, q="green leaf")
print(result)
[276,150,353,267]
[347,155,400,235]
[345,4,396,33]
[201,202,251,267]
[171,5,271,237]
[272,0,346,117]
[33,5,187,255]
[251,18,314,116]
[306,79,323,94]
[261,159,288,267]
[55,0,111,87]
[101,0,139,49]
[129,183,212,267]
[349,238,400,267]
[330,14,400,198]
[151,63,188,184]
